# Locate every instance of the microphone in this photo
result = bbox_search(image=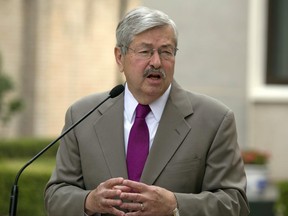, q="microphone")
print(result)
[9,84,124,216]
